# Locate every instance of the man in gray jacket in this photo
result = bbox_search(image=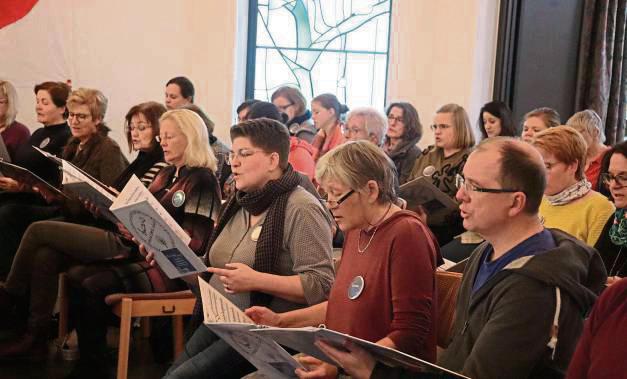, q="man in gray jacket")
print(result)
[306,137,607,379]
